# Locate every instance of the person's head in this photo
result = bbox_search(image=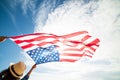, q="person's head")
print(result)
[0,61,26,80]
